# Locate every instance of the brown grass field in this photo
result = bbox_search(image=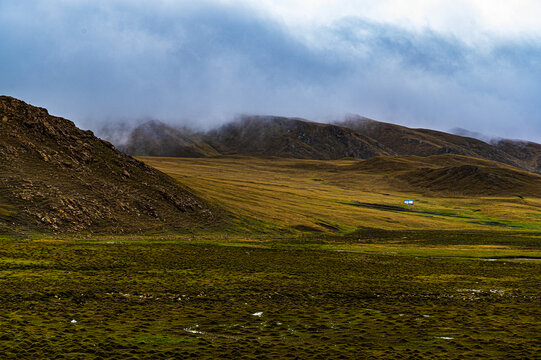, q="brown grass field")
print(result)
[139,155,541,234]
